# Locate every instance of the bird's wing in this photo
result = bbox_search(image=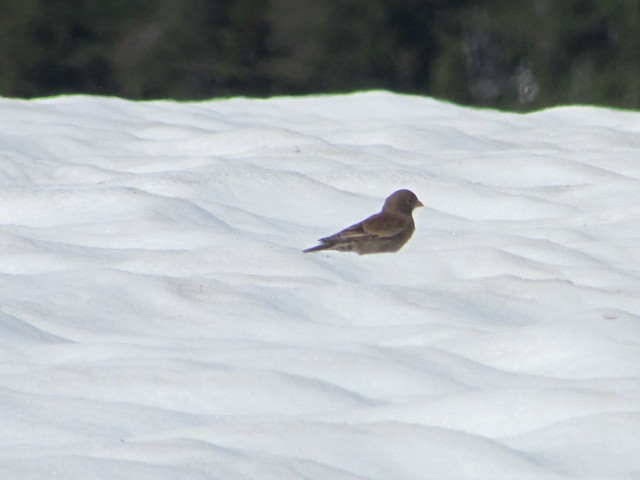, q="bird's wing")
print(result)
[319,221,368,242]
[320,213,405,242]
[361,214,406,237]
